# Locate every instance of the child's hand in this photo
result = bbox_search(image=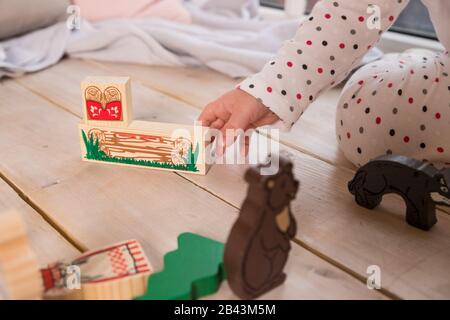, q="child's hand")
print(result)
[199,88,279,130]
[199,89,279,155]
